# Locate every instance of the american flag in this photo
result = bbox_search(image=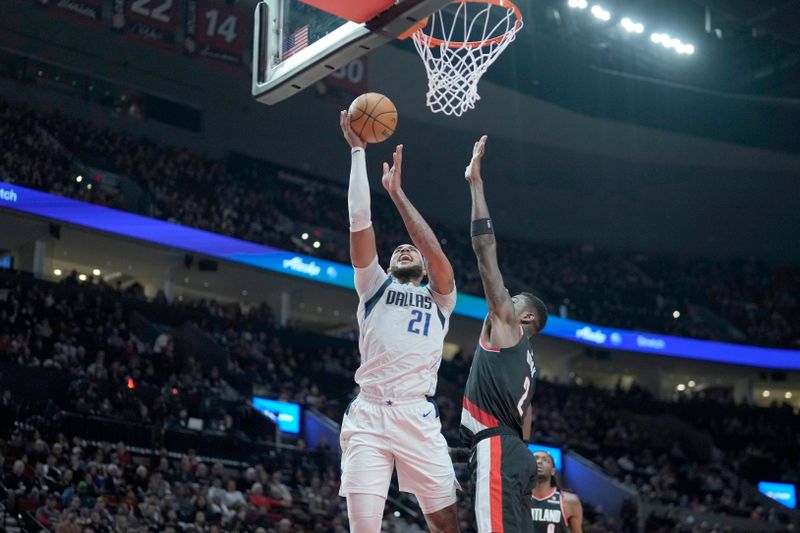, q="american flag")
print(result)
[282,25,310,60]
